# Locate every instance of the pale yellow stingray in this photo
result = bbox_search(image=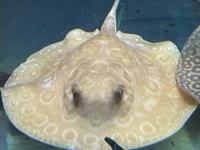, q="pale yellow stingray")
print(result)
[1,0,199,150]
